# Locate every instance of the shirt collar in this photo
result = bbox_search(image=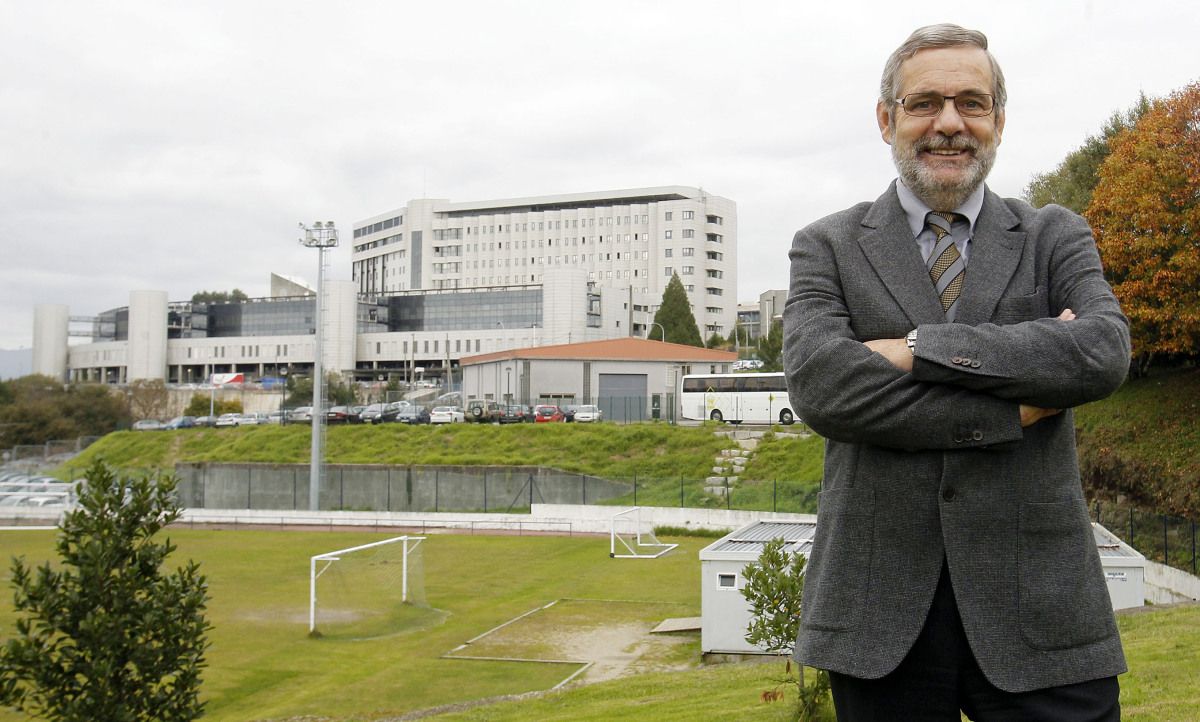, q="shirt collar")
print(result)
[895,178,986,238]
